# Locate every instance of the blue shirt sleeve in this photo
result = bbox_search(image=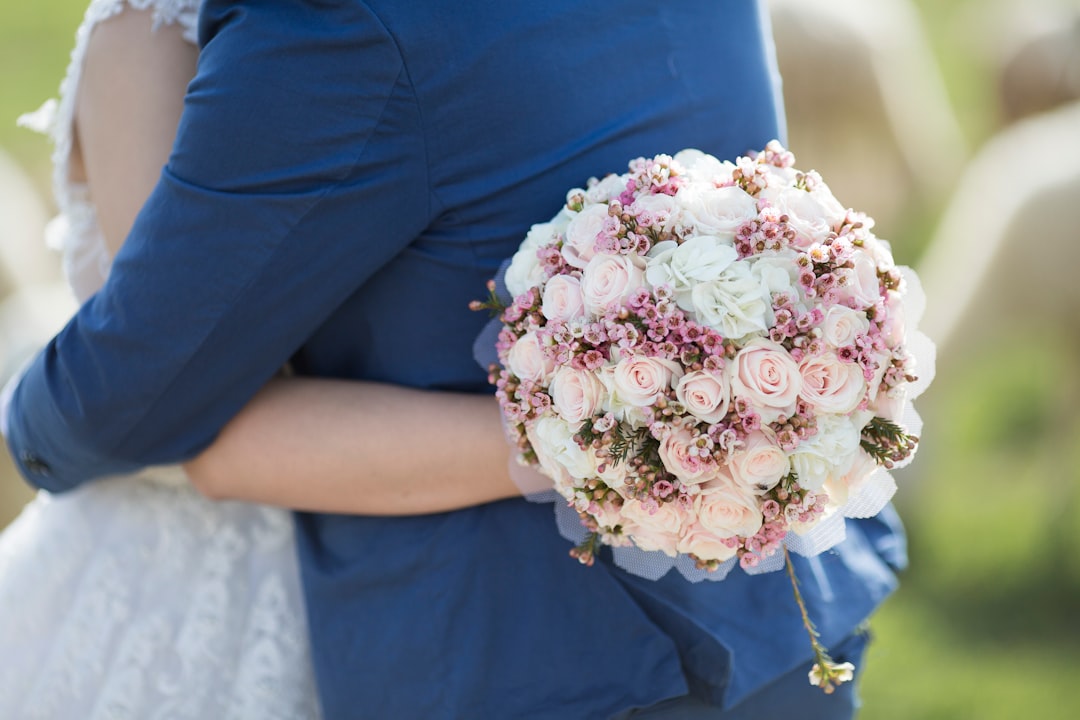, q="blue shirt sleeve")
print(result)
[5,0,430,491]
